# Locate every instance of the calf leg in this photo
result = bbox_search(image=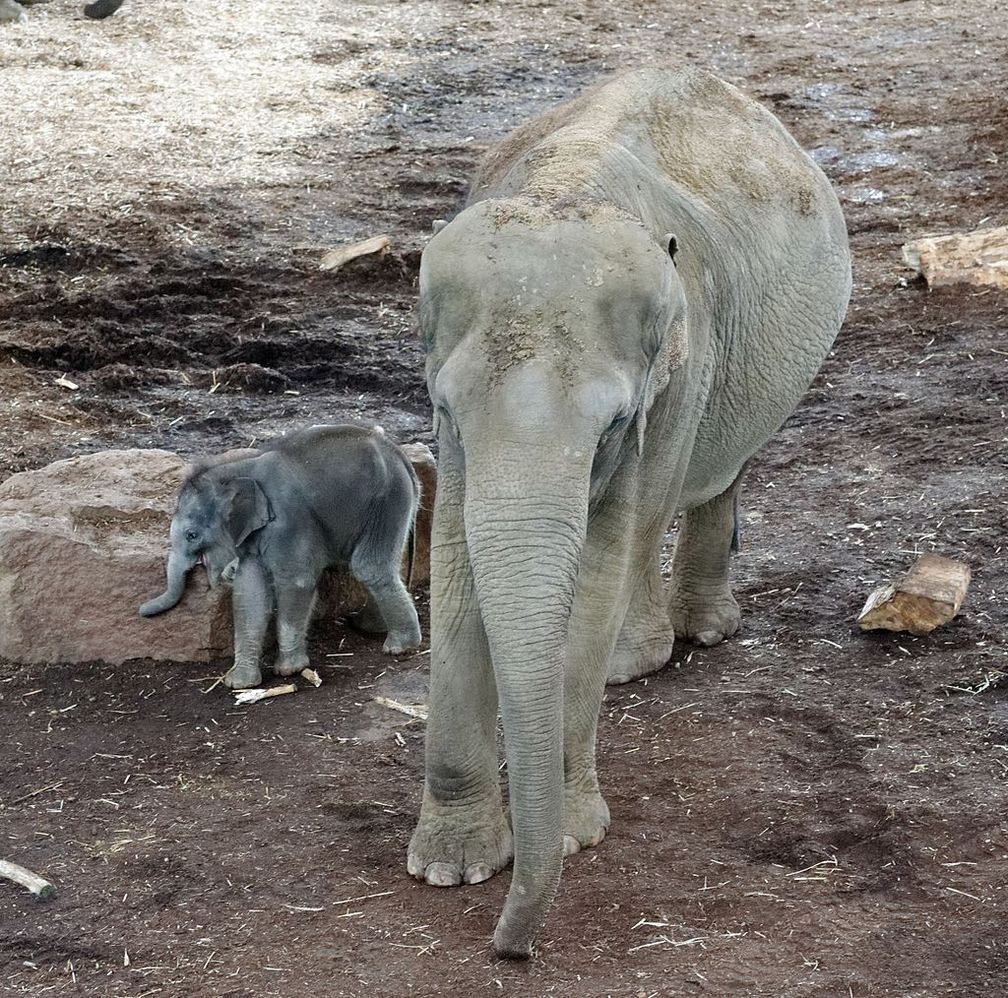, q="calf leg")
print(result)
[224,559,271,689]
[273,581,318,676]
